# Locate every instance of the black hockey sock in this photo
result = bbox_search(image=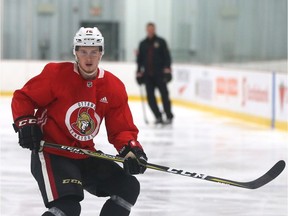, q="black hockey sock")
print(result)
[42,212,54,216]
[42,196,81,216]
[100,198,131,216]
